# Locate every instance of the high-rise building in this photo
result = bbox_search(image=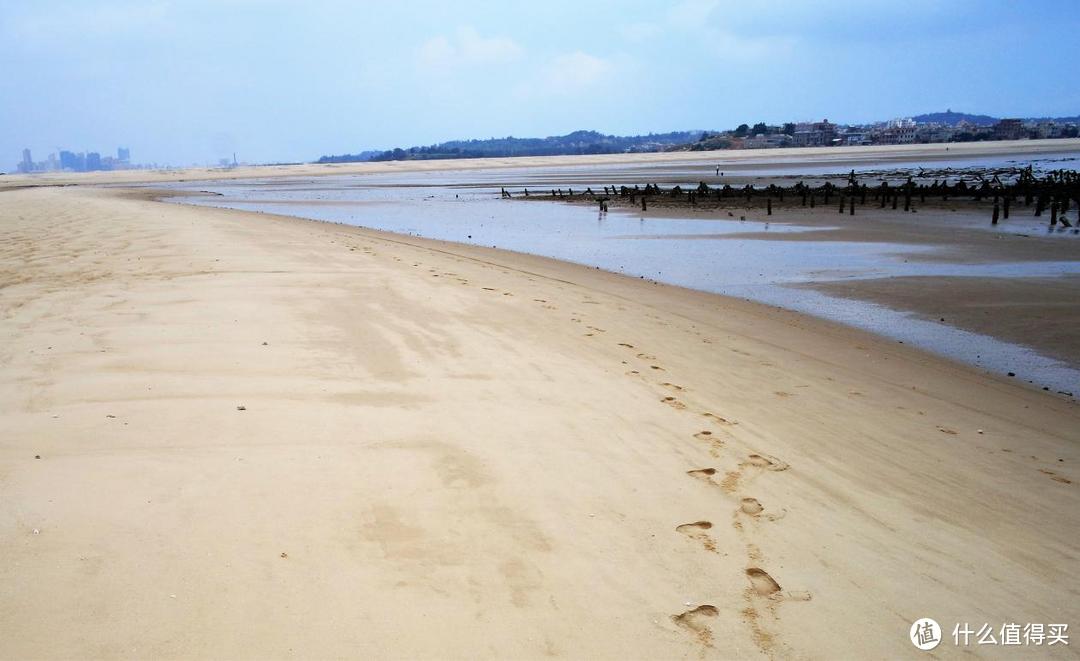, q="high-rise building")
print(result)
[20,148,33,172]
[59,150,84,171]
[118,147,130,162]
[86,152,102,171]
